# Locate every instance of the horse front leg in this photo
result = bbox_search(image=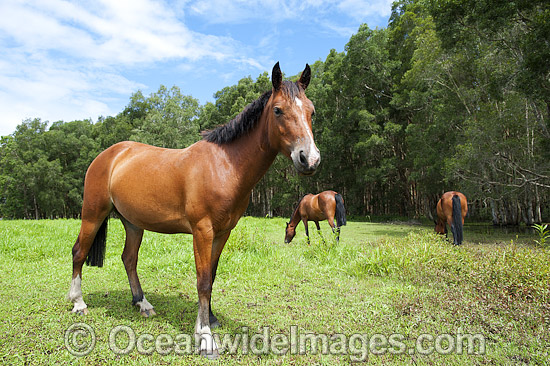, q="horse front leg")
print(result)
[209,231,231,329]
[303,219,310,244]
[192,226,219,359]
